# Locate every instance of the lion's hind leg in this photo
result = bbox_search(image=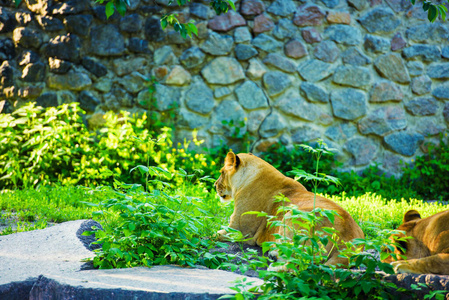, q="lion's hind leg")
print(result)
[392,253,449,275]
